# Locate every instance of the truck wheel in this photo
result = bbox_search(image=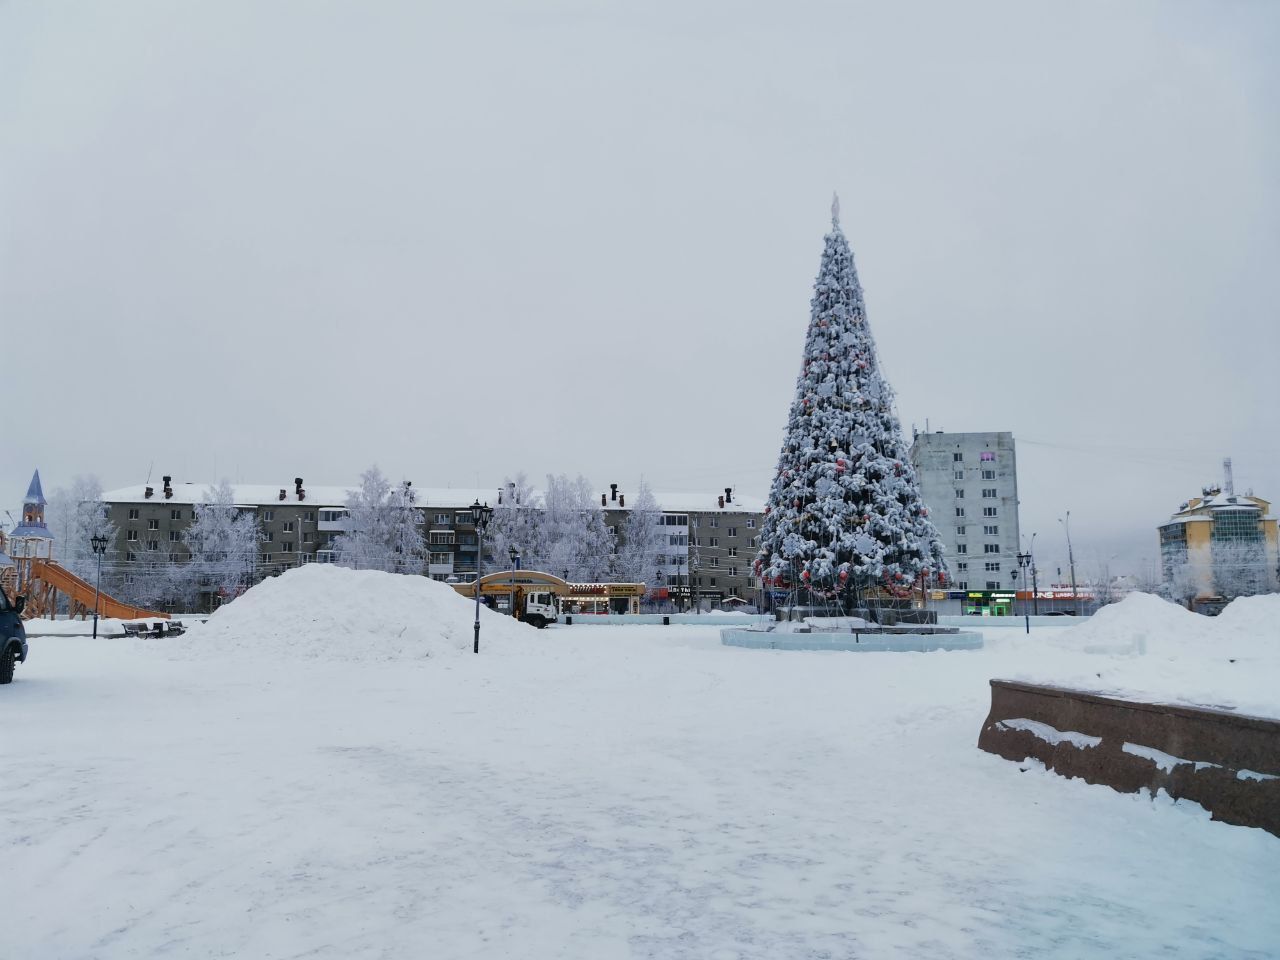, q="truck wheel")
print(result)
[0,648,14,685]
[527,615,544,629]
